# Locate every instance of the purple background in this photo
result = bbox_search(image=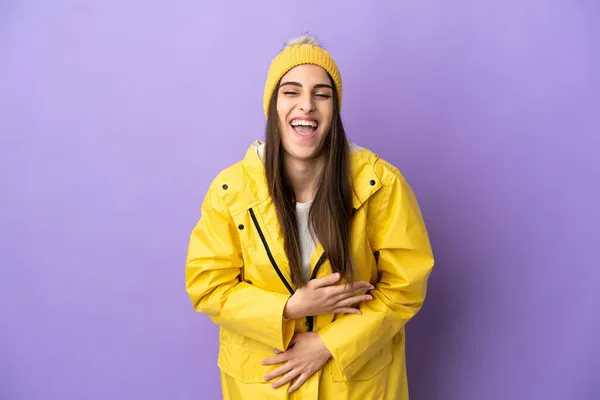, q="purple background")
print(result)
[1,1,599,399]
